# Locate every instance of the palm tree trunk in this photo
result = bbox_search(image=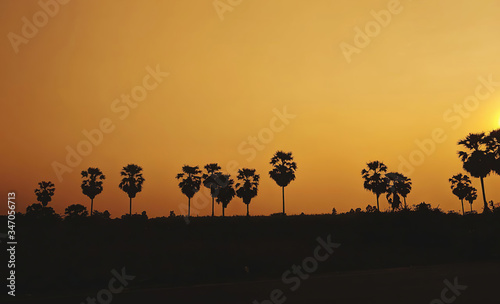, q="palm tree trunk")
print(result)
[480,177,489,213]
[246,204,249,217]
[282,187,285,214]
[376,194,380,211]
[403,197,407,210]
[129,197,132,216]
[222,205,225,217]
[90,198,94,216]
[188,197,191,218]
[470,202,473,212]
[211,197,214,217]
[461,198,464,215]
